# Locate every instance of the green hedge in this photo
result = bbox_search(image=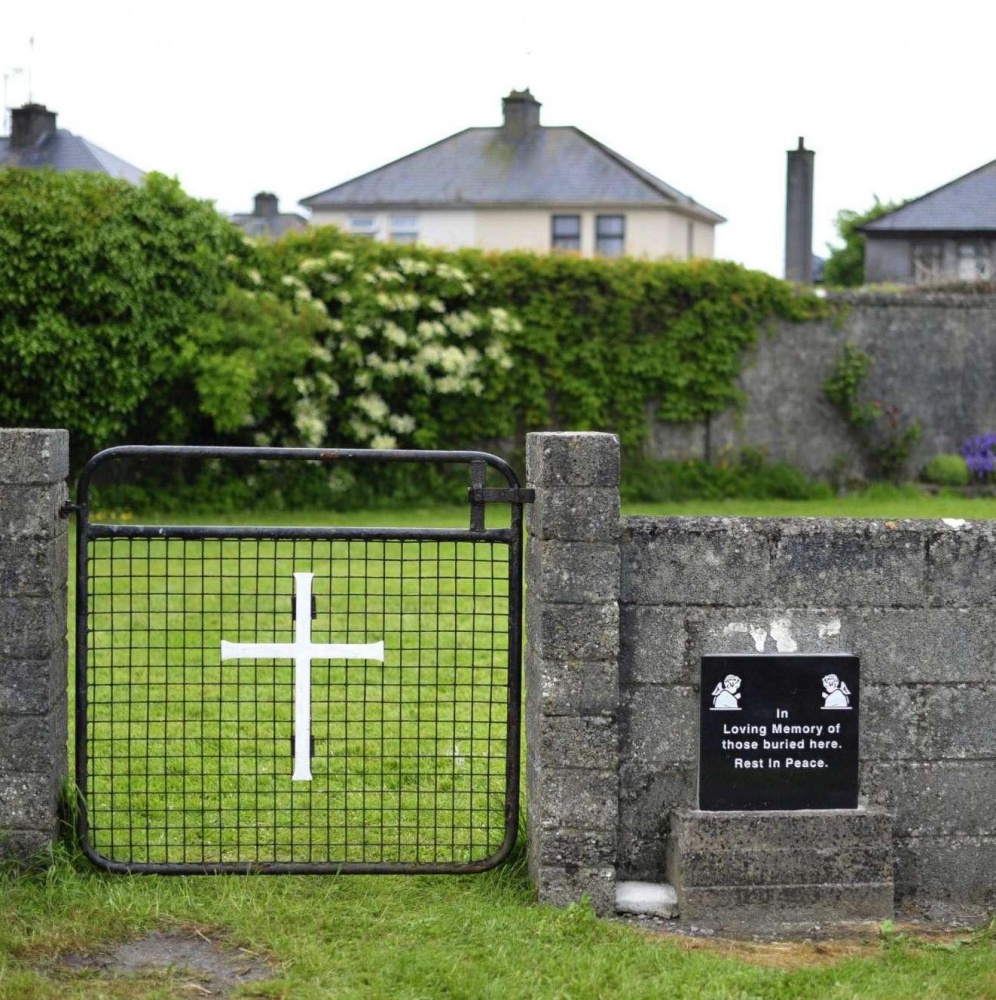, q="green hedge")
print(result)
[0,170,827,505]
